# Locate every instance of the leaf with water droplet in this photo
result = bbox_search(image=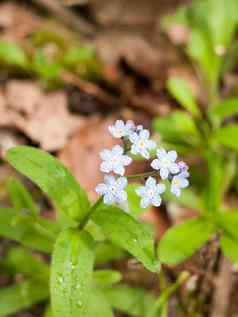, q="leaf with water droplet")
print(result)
[51,228,95,317]
[92,205,160,273]
[6,146,90,226]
